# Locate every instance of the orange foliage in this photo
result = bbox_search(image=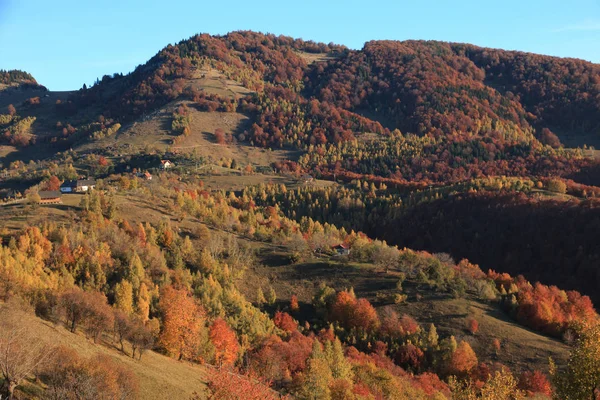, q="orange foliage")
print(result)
[209,318,240,368]
[412,372,451,397]
[158,286,206,361]
[516,282,596,336]
[448,341,478,376]
[250,331,313,383]
[330,290,379,332]
[290,295,299,313]
[203,368,283,400]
